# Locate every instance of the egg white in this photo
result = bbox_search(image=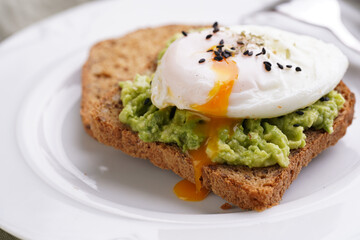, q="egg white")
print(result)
[151,26,348,118]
